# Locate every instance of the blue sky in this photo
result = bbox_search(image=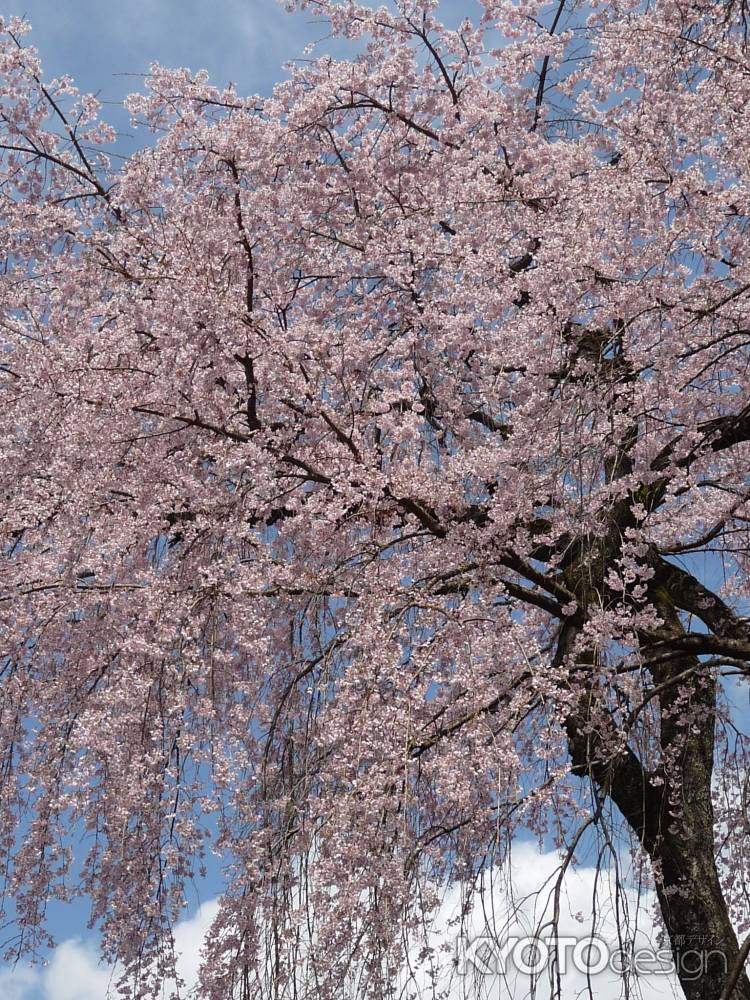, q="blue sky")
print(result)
[16,0,325,98]
[9,0,478,161]
[12,0,476,112]
[11,0,350,158]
